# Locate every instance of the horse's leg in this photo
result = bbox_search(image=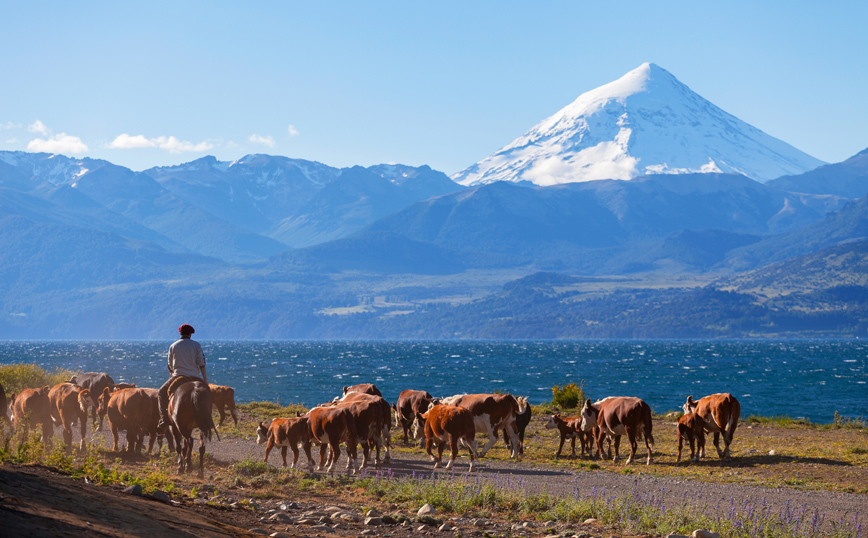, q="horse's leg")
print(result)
[198,433,205,479]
